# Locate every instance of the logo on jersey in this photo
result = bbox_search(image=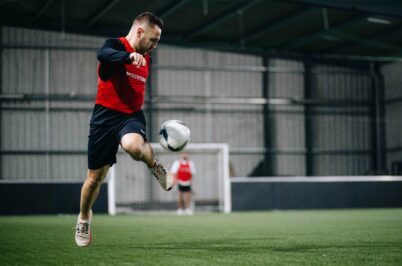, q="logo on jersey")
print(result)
[126,71,146,83]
